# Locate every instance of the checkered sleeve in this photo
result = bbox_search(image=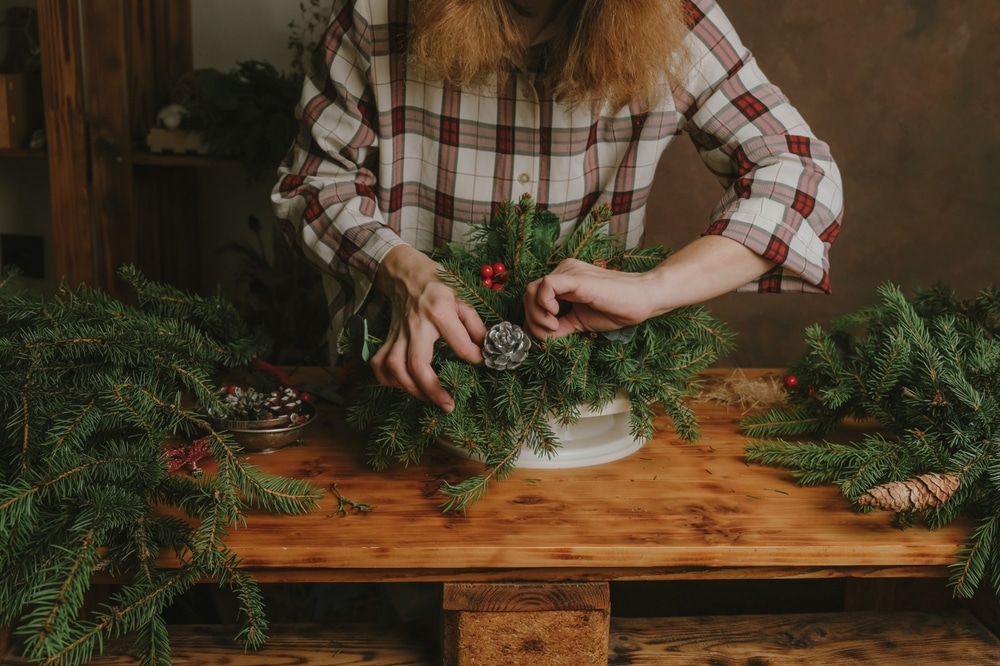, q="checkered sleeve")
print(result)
[681,0,844,293]
[271,0,403,325]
